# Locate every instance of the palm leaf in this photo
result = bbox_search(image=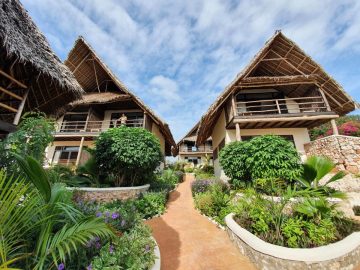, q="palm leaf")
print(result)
[13,154,51,202]
[324,171,347,186]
